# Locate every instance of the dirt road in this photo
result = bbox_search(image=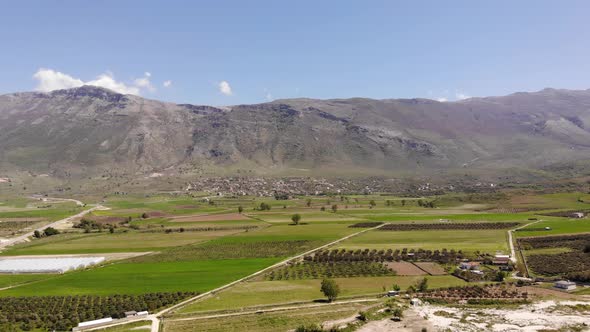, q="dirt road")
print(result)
[0,204,106,251]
